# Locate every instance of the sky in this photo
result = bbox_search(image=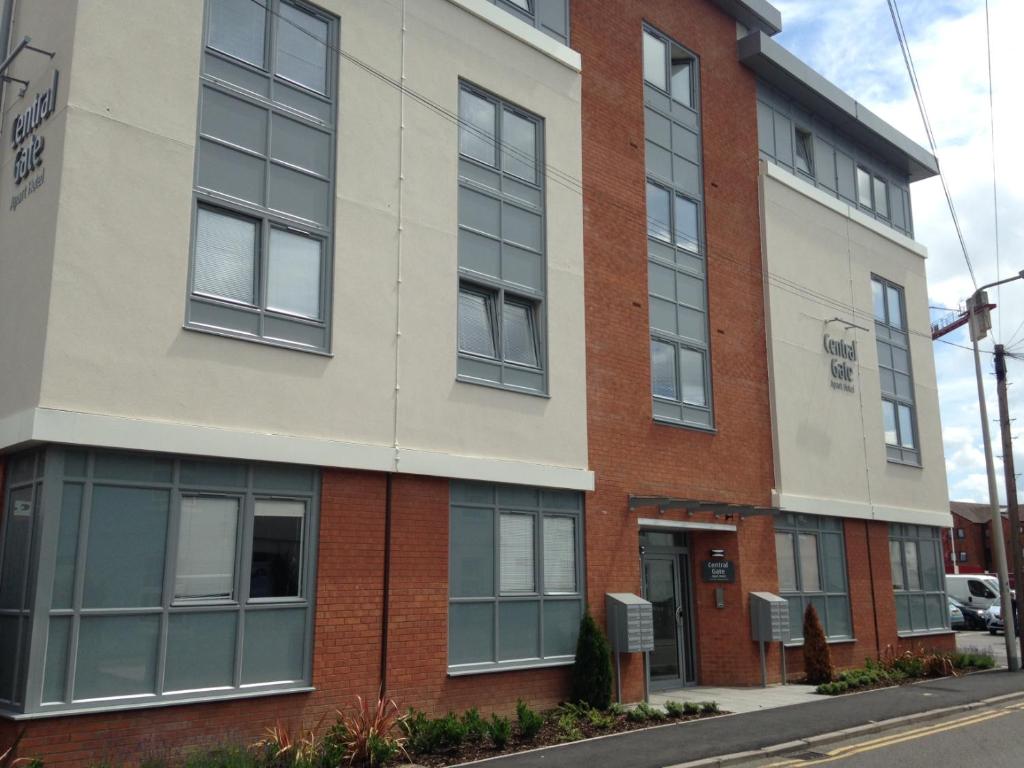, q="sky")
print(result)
[773,0,1024,504]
